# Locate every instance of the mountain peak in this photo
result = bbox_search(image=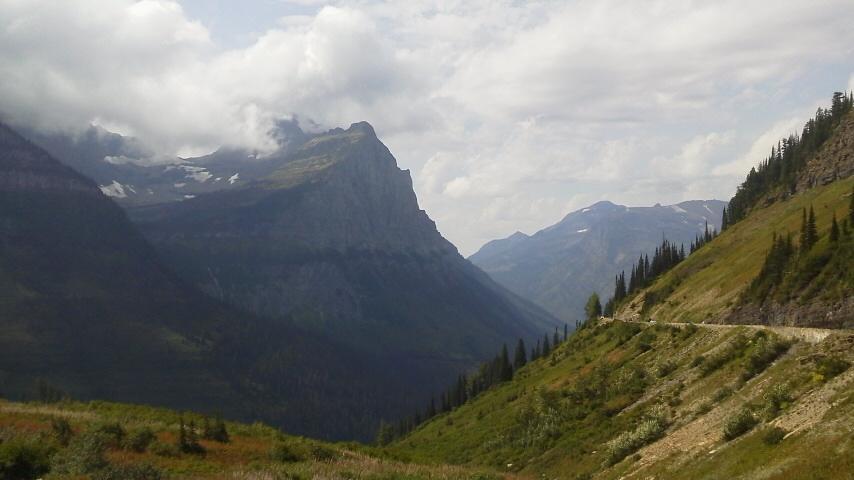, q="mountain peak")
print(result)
[590,200,618,209]
[347,121,376,137]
